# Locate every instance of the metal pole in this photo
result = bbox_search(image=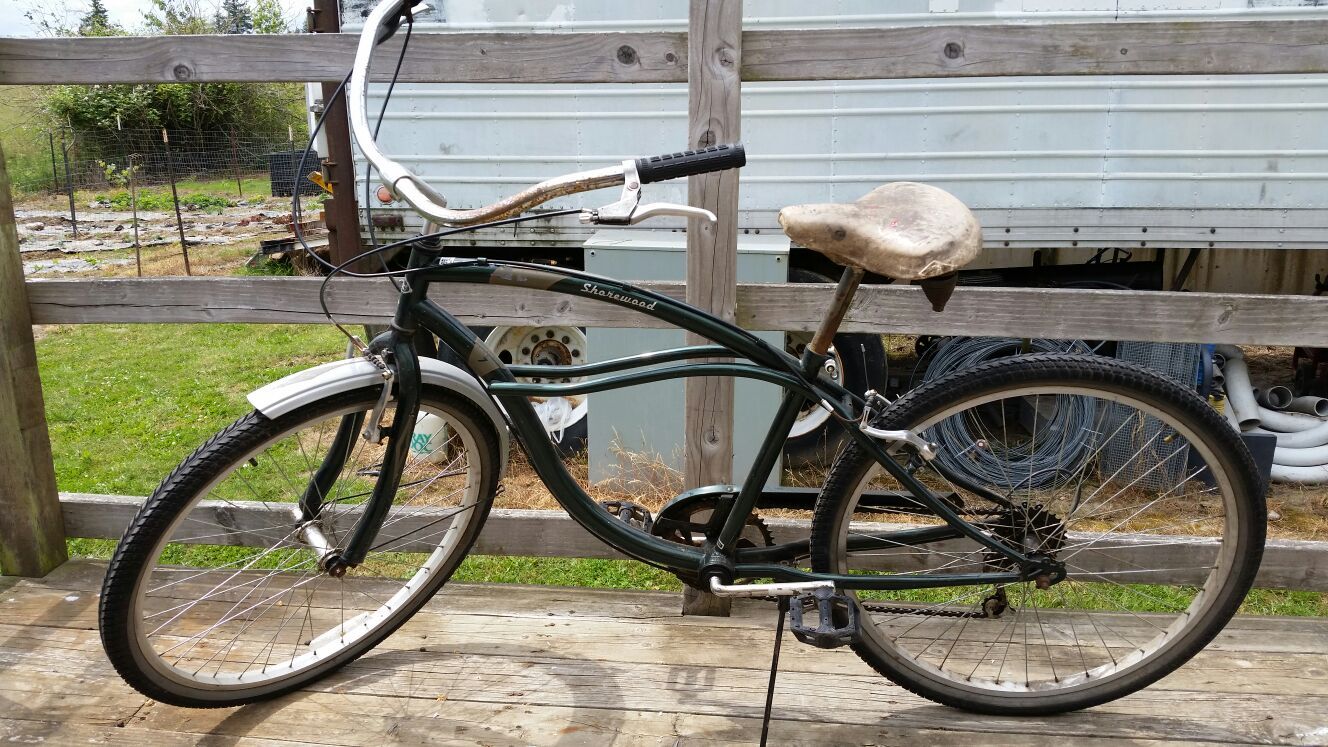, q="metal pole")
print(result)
[61,130,78,239]
[162,129,191,275]
[229,127,244,198]
[129,154,142,276]
[311,0,364,270]
[47,132,59,193]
